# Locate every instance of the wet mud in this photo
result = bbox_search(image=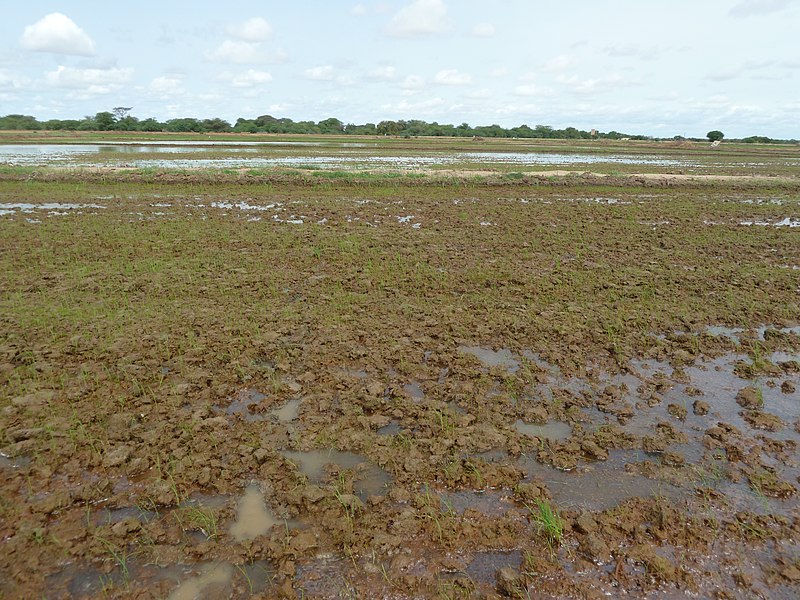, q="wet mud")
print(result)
[1,181,799,598]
